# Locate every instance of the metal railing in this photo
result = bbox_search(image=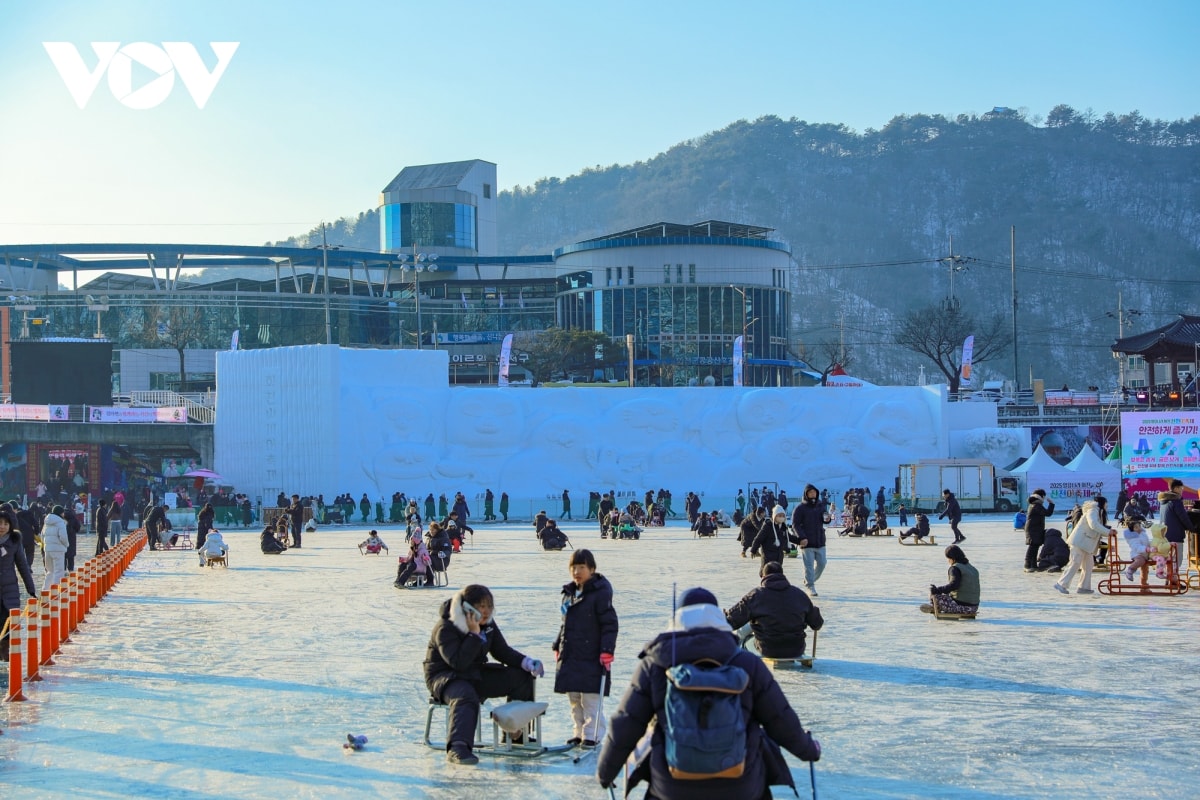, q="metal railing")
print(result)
[128,390,215,424]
